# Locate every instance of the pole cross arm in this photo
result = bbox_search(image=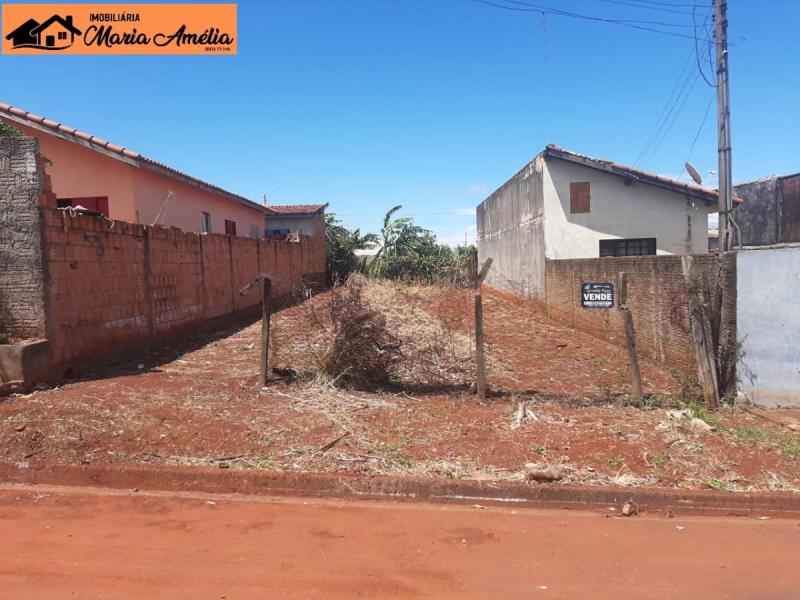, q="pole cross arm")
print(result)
[239,274,273,297]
